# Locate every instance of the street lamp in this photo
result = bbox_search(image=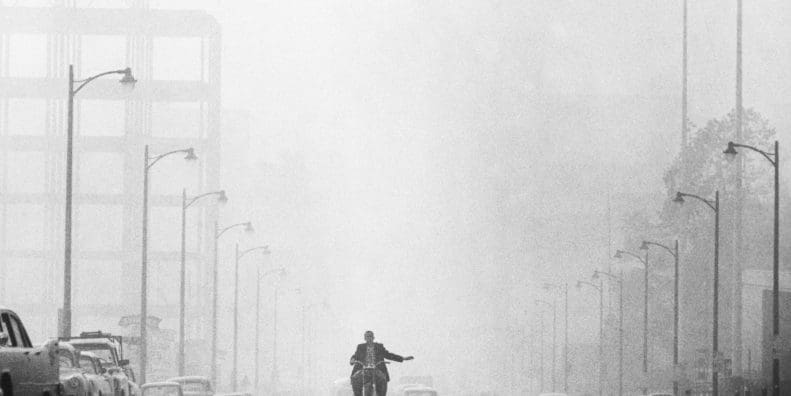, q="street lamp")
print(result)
[535,298,556,393]
[254,266,286,396]
[673,190,719,396]
[141,145,196,383]
[61,65,136,338]
[724,140,780,396]
[614,248,650,394]
[233,244,271,392]
[212,221,254,386]
[178,189,227,376]
[577,279,604,396]
[593,269,624,396]
[640,239,680,396]
[543,283,568,393]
